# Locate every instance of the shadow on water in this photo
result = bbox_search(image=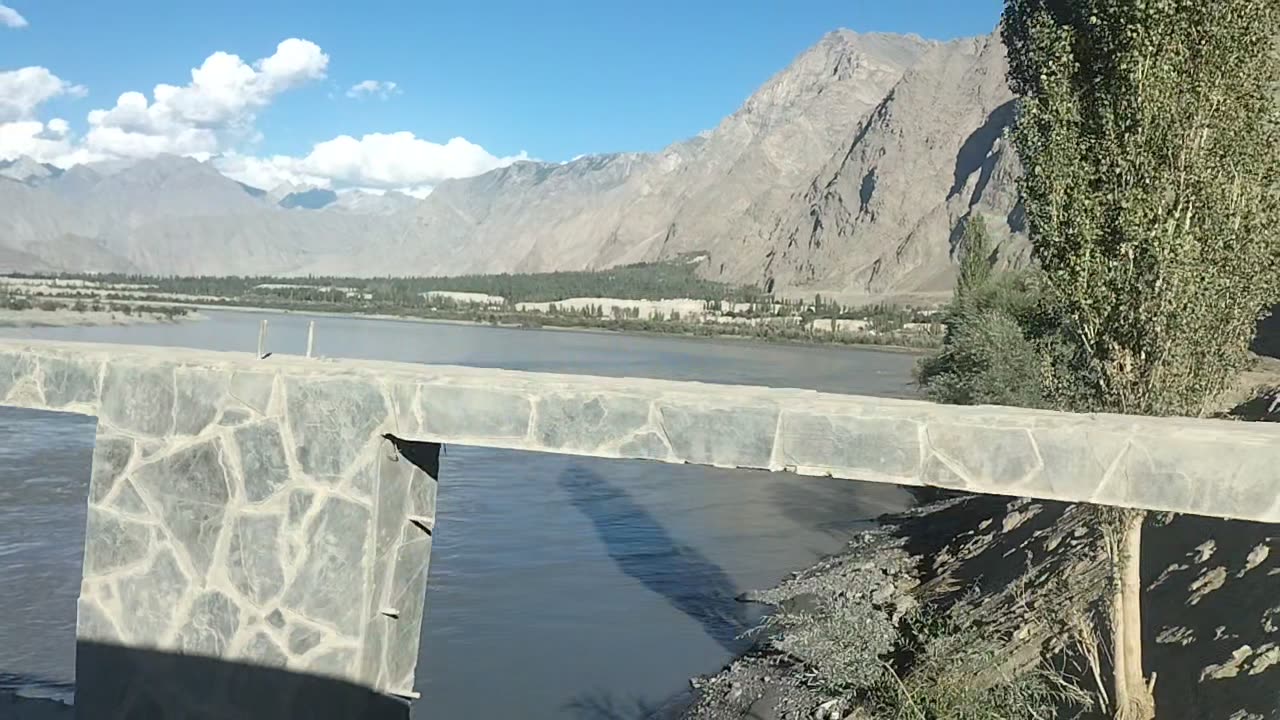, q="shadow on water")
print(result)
[0,673,74,720]
[765,476,915,540]
[563,690,667,720]
[558,465,752,656]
